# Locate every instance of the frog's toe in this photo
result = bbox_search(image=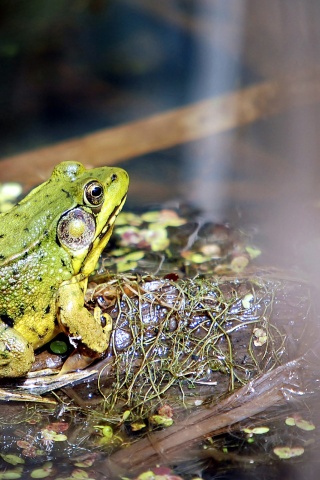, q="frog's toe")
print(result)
[0,324,35,377]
